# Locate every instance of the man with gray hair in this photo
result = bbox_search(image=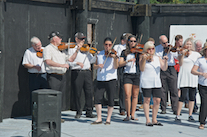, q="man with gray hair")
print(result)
[195,40,203,53]
[22,36,48,109]
[193,39,203,113]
